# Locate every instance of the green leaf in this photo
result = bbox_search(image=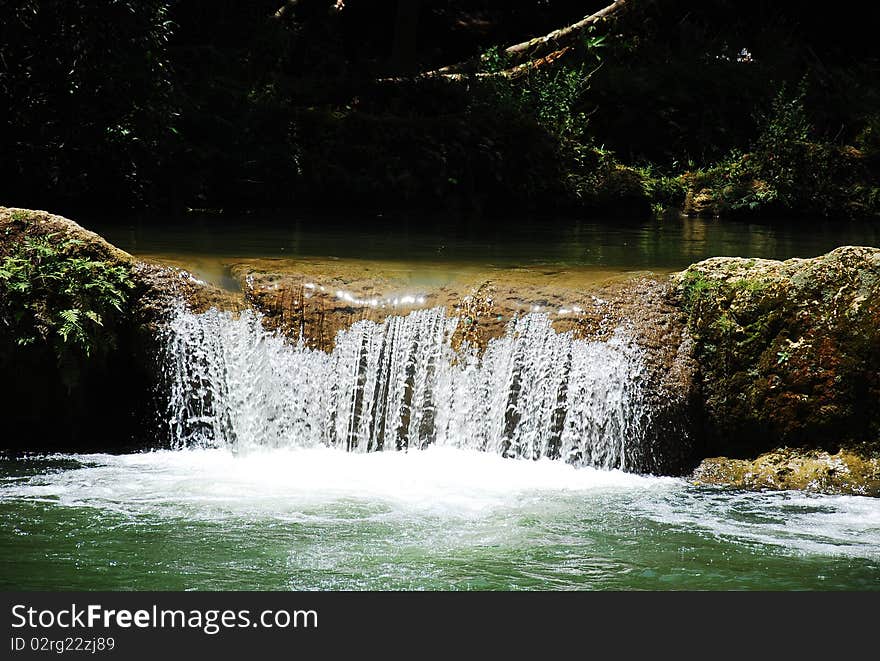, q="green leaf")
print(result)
[84,310,103,326]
